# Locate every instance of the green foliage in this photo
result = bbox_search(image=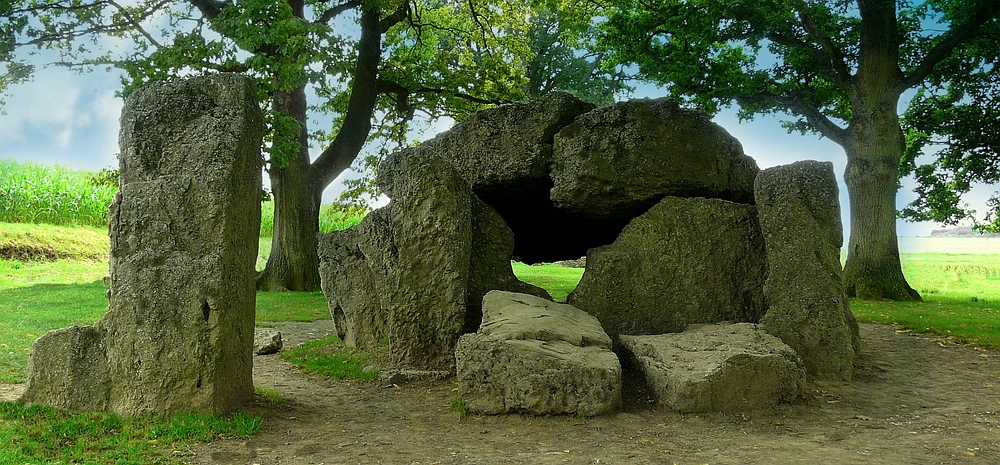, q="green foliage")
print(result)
[0,159,117,228]
[0,2,32,110]
[900,59,1000,230]
[598,0,1000,227]
[523,8,631,106]
[280,335,378,381]
[0,402,259,464]
[449,388,467,421]
[86,167,120,189]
